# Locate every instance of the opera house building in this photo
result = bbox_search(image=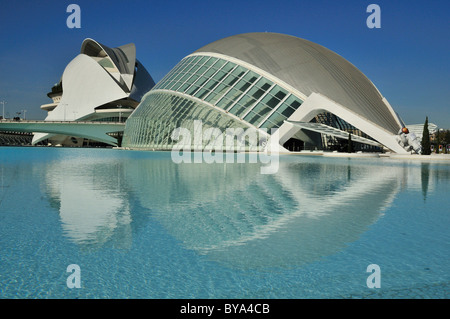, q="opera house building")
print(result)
[34,38,155,147]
